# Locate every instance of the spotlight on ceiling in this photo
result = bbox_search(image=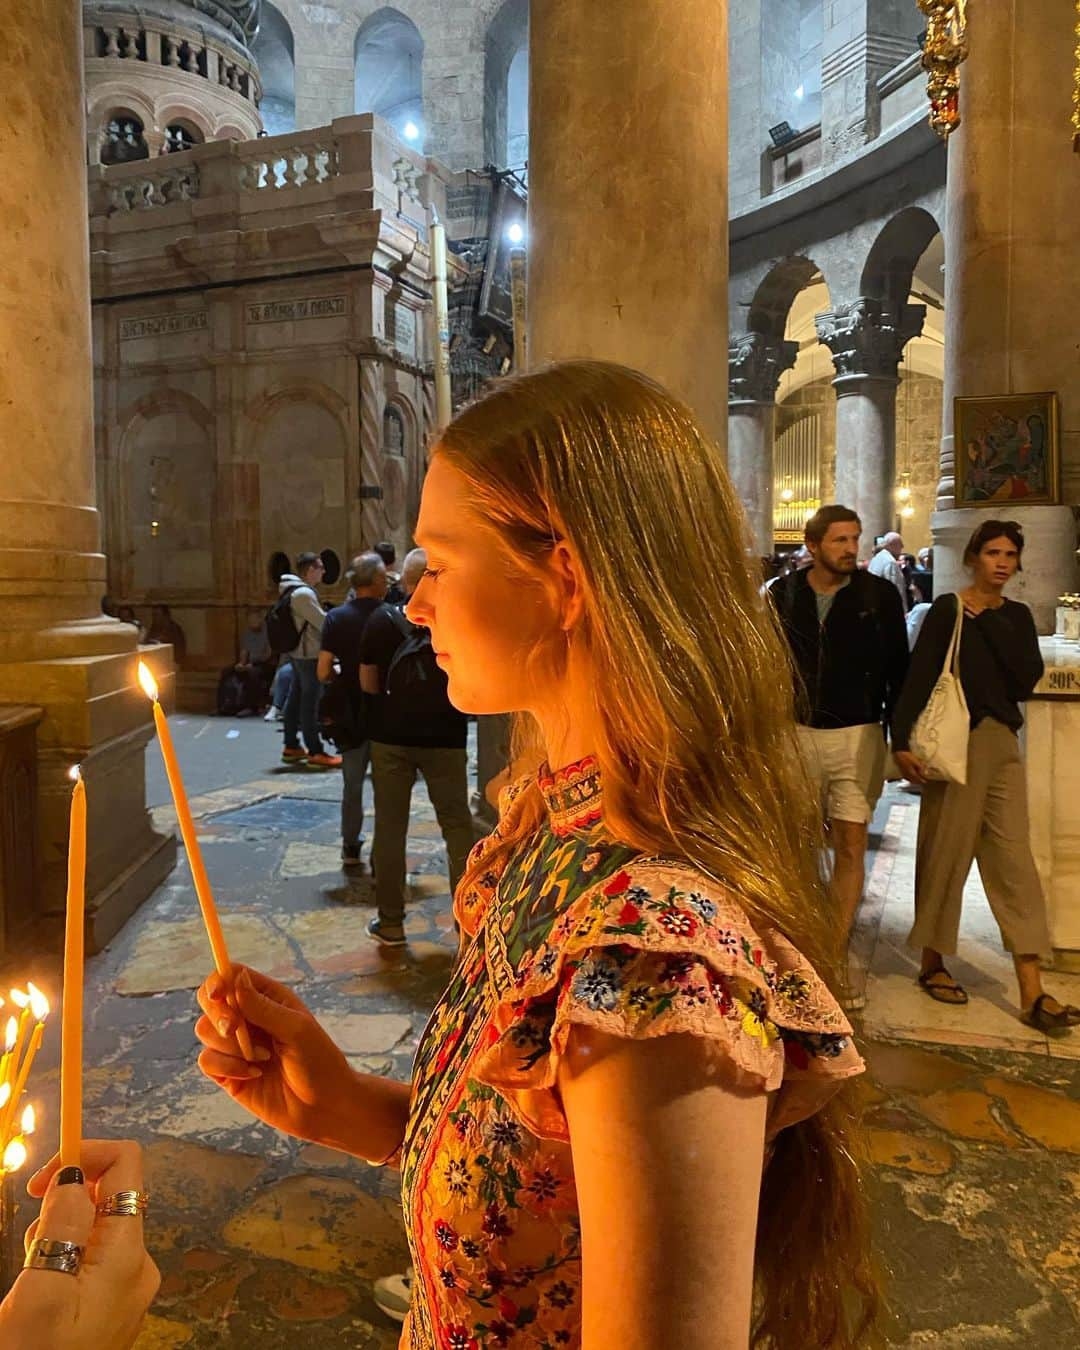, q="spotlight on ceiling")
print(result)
[507,222,525,245]
[403,121,420,142]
